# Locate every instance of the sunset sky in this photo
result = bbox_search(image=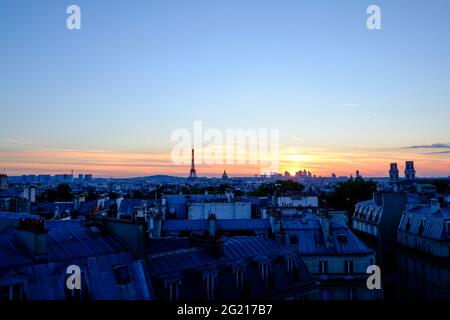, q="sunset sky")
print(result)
[1,0,449,177]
